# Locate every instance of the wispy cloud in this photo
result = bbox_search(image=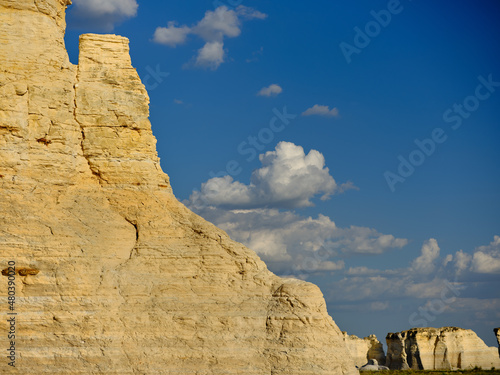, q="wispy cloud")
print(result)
[246,47,264,63]
[70,0,138,30]
[185,206,408,275]
[302,104,339,118]
[257,84,283,97]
